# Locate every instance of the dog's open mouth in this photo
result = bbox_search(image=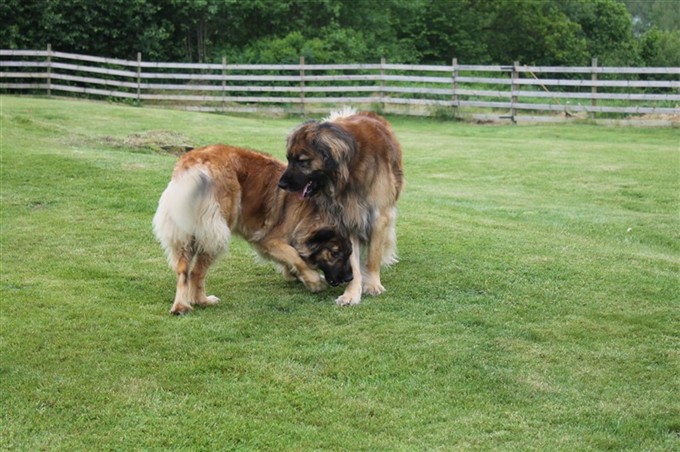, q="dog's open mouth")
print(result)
[299,180,317,200]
